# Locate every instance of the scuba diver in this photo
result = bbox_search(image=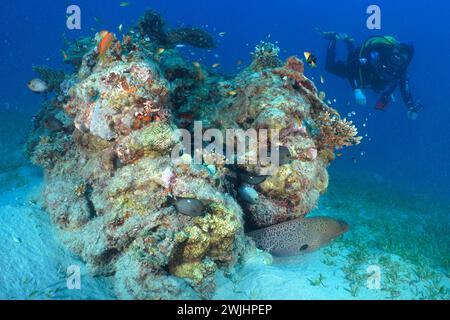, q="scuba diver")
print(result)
[317,29,423,120]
